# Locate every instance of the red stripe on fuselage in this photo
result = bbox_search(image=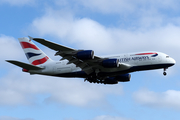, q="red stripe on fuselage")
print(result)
[20,42,39,50]
[135,53,157,55]
[32,56,49,65]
